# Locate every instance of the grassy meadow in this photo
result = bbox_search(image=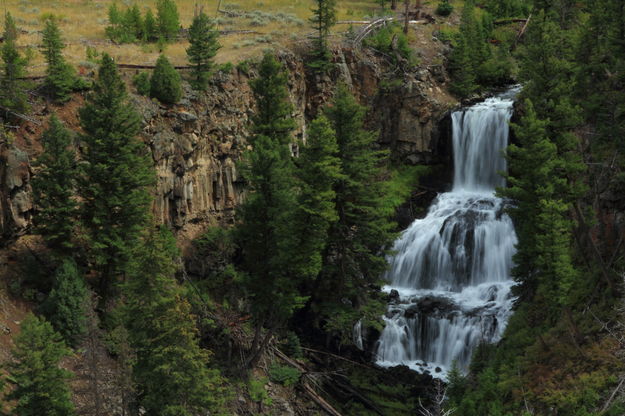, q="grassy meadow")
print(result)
[4,0,385,75]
